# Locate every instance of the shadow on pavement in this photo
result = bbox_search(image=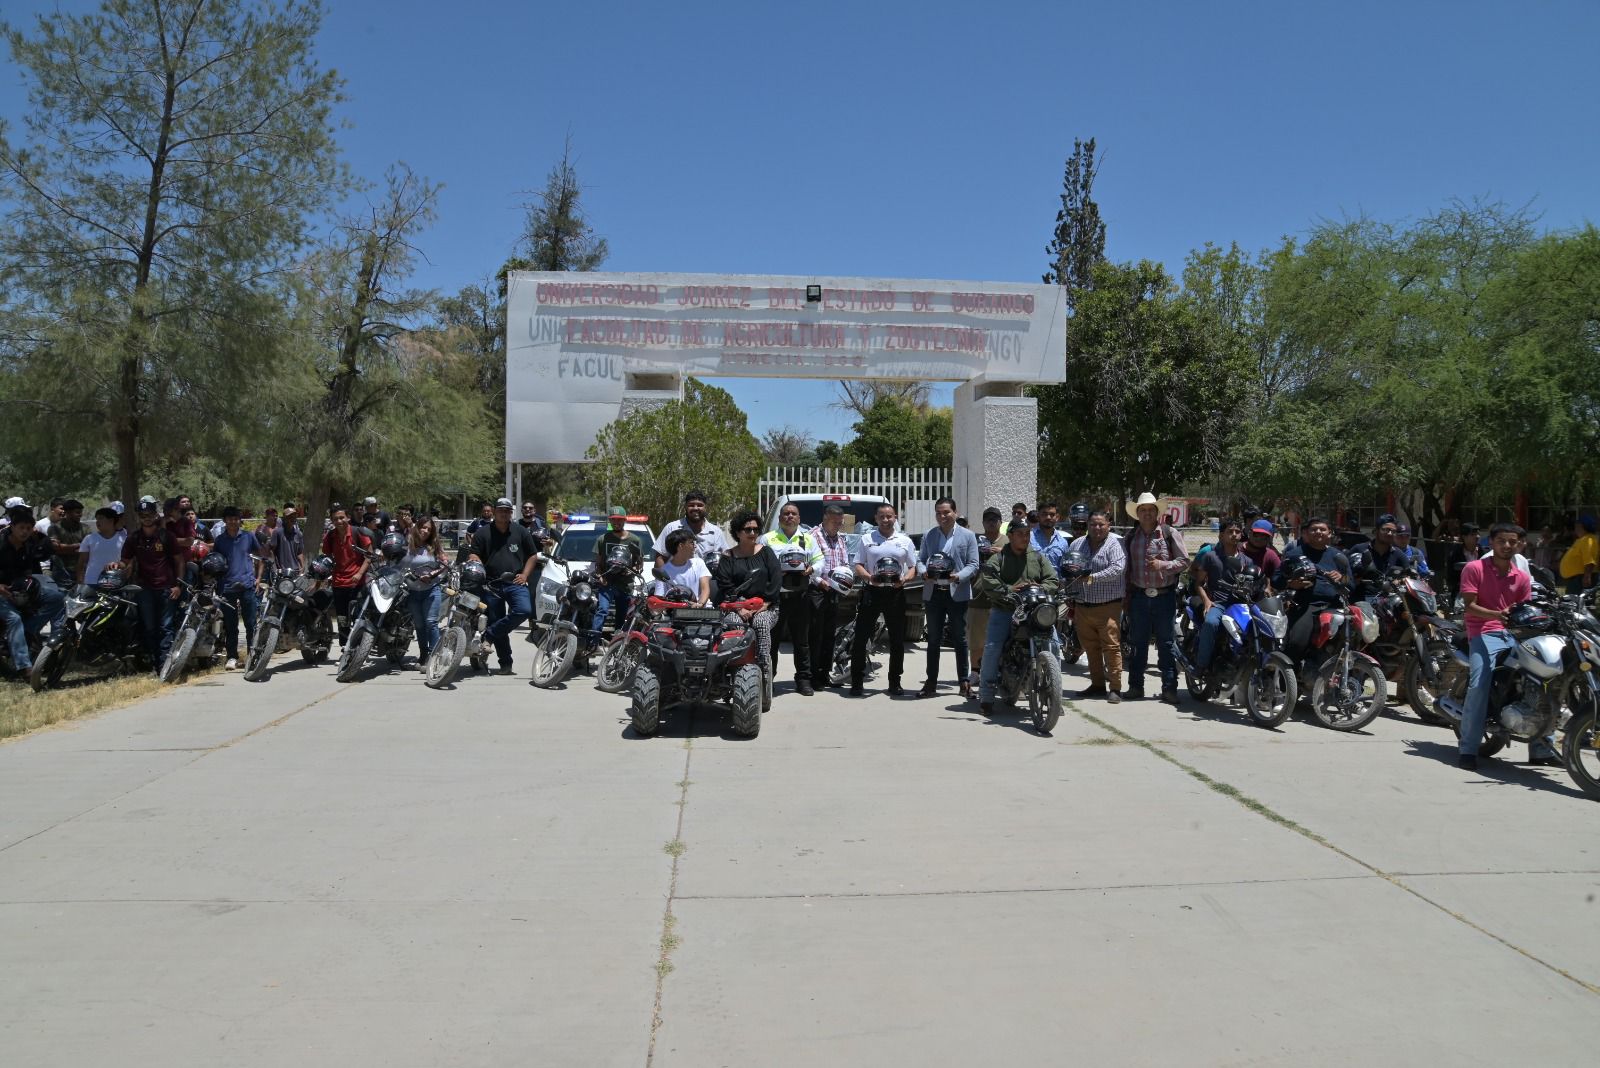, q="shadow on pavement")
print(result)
[1402,737,1589,801]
